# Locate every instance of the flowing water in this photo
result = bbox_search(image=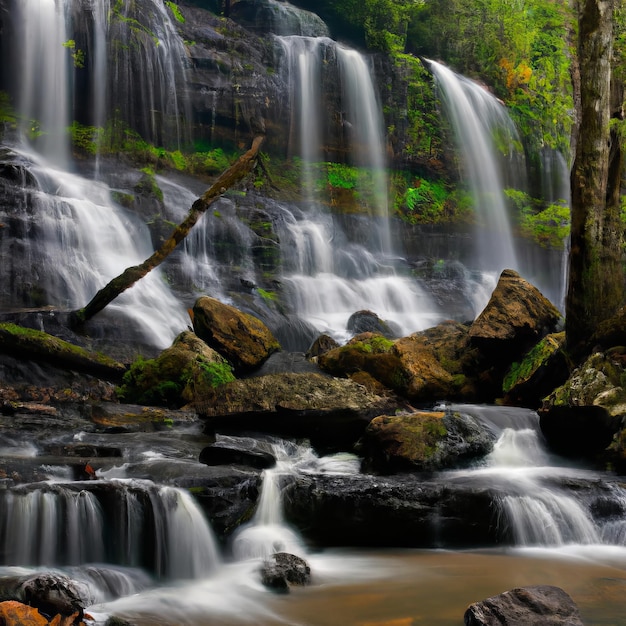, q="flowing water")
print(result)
[428,60,521,276]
